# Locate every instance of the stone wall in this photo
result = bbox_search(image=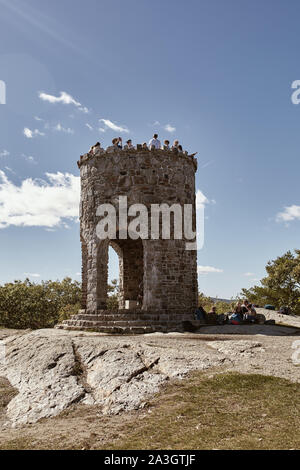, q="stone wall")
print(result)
[79,147,198,316]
